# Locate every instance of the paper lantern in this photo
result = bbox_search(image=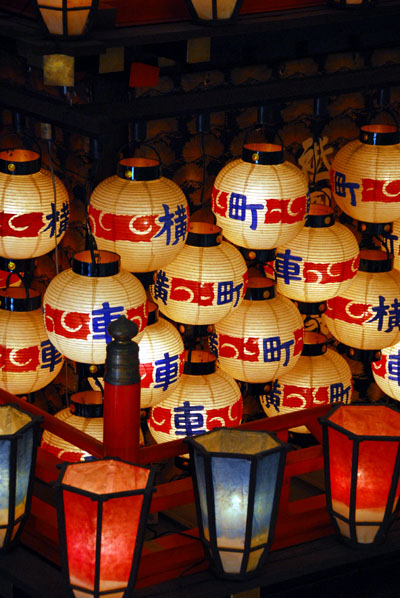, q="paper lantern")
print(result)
[184,0,243,23]
[323,249,400,352]
[320,403,400,545]
[0,404,42,550]
[36,0,98,38]
[382,216,400,271]
[260,332,353,432]
[43,250,147,365]
[55,458,155,598]
[330,124,400,224]
[138,303,185,408]
[0,287,64,395]
[89,157,189,273]
[148,351,243,444]
[275,204,360,304]
[0,148,69,259]
[212,143,308,250]
[187,428,286,579]
[211,277,304,384]
[371,340,400,402]
[151,222,248,326]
